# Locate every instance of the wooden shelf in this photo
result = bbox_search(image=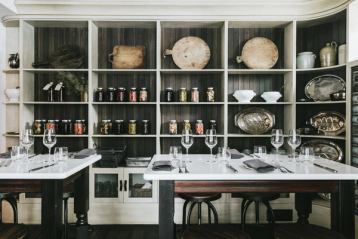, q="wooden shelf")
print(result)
[228,69,292,75]
[301,135,346,140]
[92,134,156,138]
[3,102,20,105]
[228,102,291,105]
[24,101,88,105]
[160,102,224,105]
[160,134,225,138]
[3,69,19,73]
[160,69,224,74]
[34,135,89,138]
[296,101,346,105]
[92,102,156,105]
[23,68,89,72]
[296,64,346,73]
[3,134,19,137]
[228,134,272,138]
[93,69,156,73]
